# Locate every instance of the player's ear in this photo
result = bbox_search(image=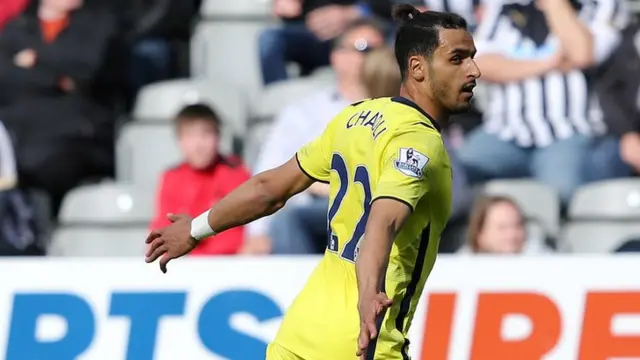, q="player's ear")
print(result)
[408,55,425,82]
